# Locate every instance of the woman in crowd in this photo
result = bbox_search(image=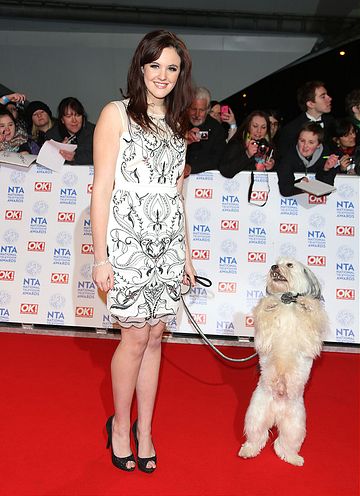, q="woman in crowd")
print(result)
[276,122,338,196]
[219,110,275,177]
[330,117,360,175]
[26,101,55,152]
[0,107,32,153]
[266,108,282,145]
[91,30,195,473]
[46,97,95,164]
